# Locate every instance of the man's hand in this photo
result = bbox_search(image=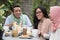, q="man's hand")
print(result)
[5,23,13,27]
